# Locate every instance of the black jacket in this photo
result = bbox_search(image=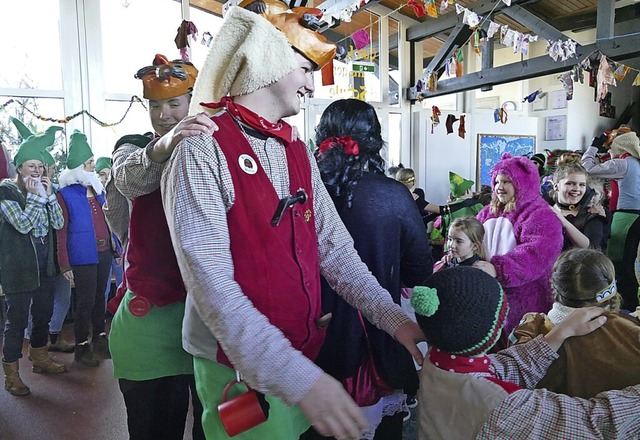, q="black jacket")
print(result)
[315,173,434,394]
